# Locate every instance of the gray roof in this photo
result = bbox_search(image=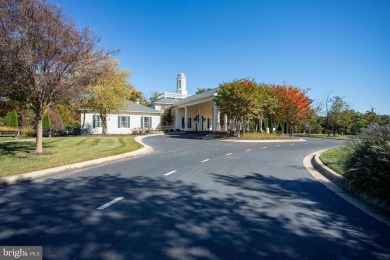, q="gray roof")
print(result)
[121,102,161,114]
[153,98,182,105]
[173,88,218,107]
